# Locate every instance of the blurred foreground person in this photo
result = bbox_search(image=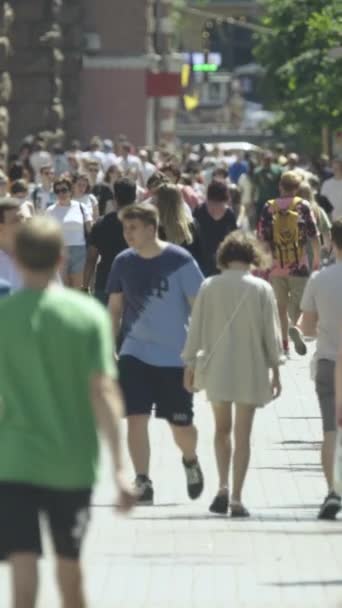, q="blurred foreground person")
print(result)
[301,219,342,519]
[0,217,135,608]
[183,232,282,517]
